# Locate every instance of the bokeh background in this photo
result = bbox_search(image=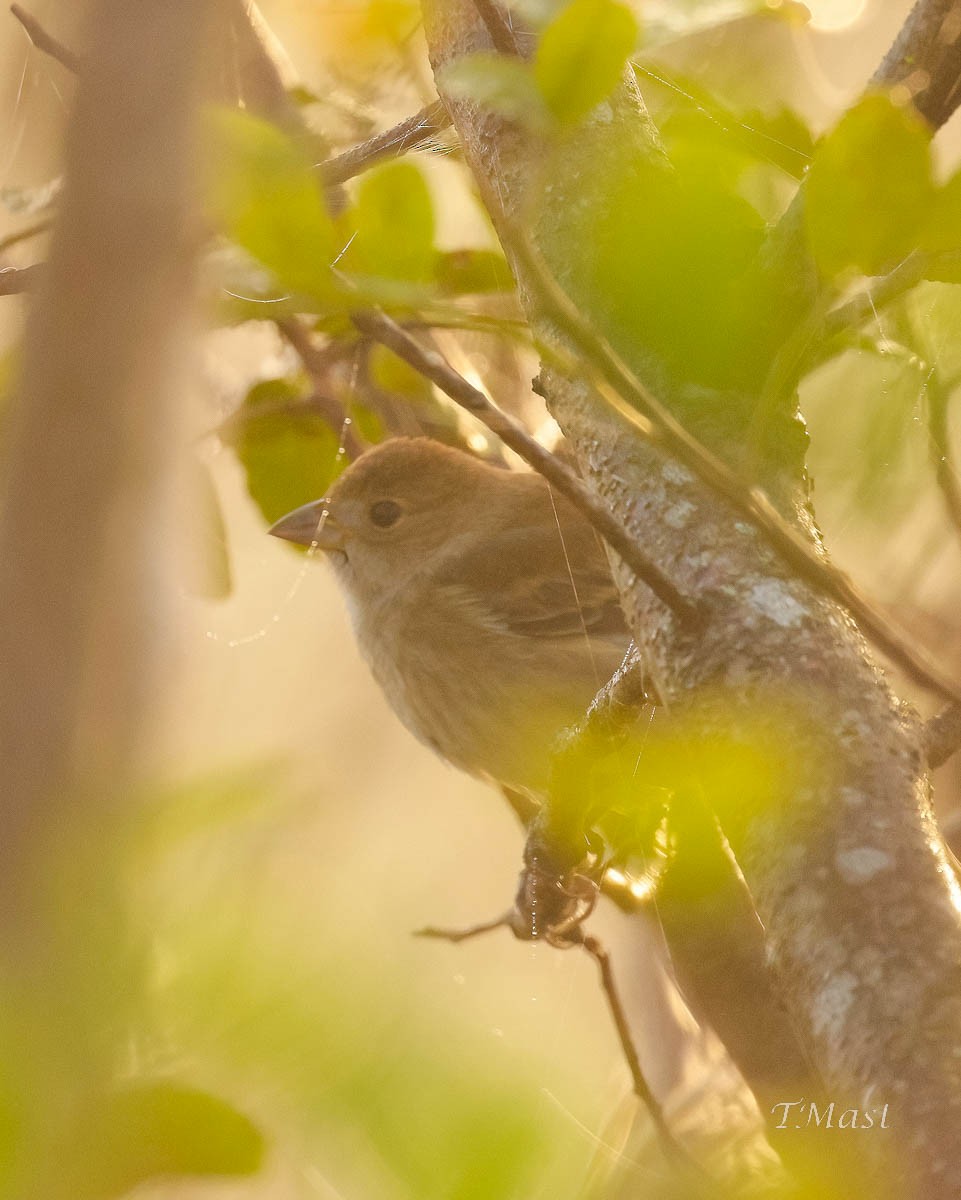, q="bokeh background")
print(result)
[1,1,959,1196]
